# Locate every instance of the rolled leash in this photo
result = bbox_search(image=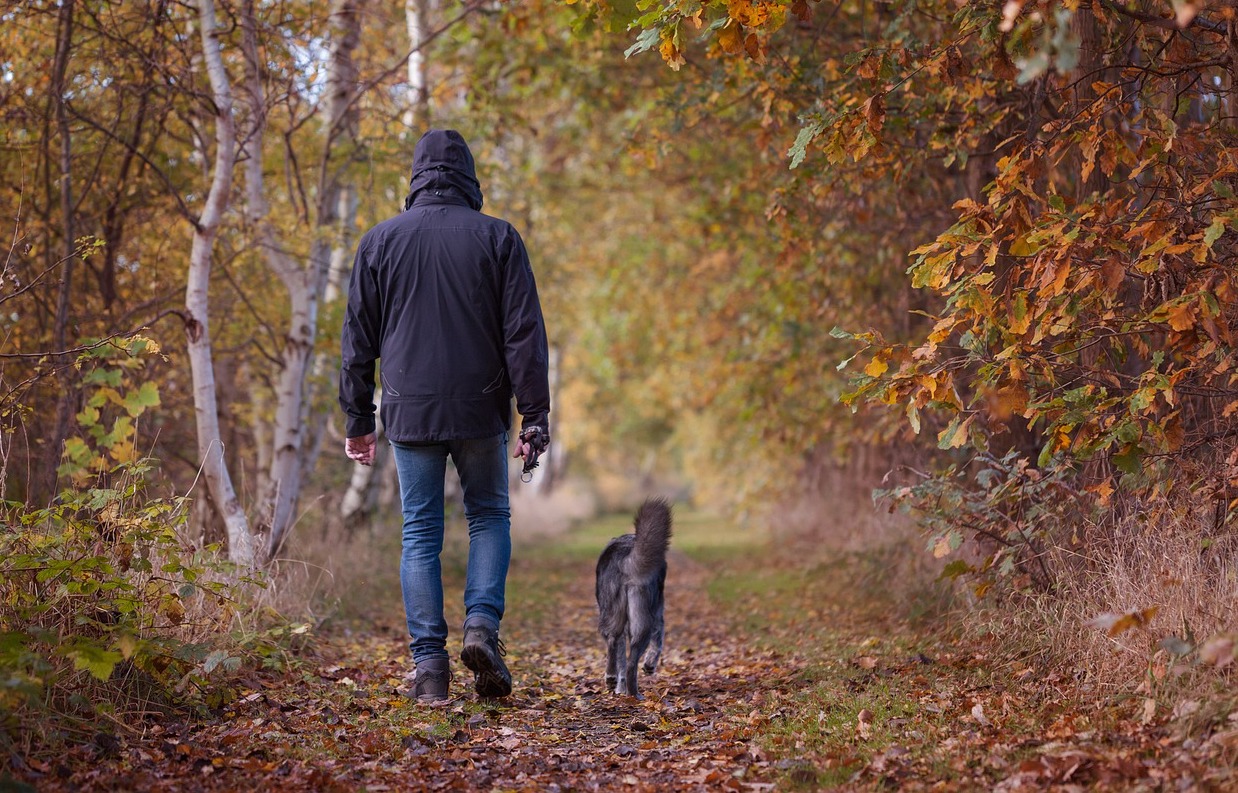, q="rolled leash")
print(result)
[520,448,540,483]
[517,425,548,484]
